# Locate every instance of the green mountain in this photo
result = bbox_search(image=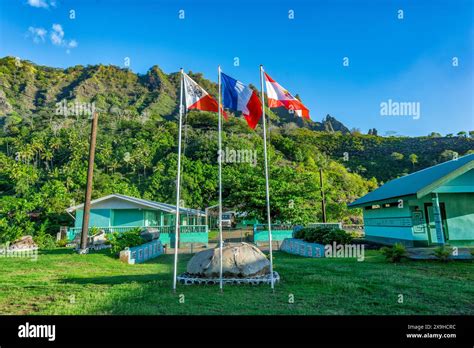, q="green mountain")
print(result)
[0,56,472,243]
